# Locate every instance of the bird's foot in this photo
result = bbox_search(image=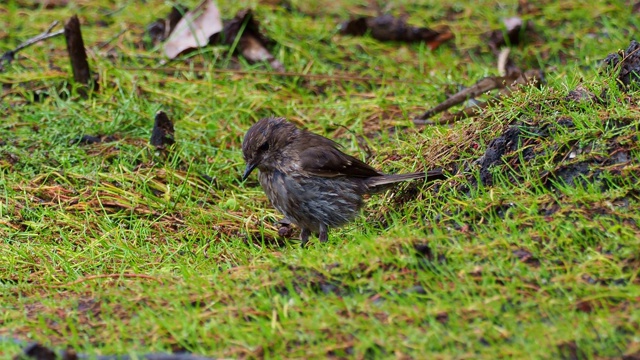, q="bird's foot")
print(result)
[300,228,311,247]
[319,225,328,242]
